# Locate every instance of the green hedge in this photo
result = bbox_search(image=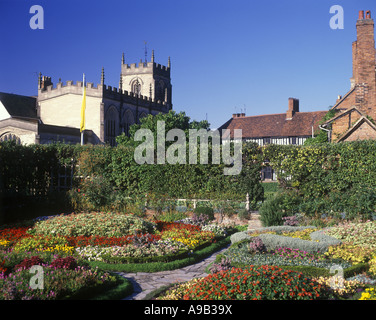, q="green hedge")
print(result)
[88,236,231,273]
[263,140,376,220]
